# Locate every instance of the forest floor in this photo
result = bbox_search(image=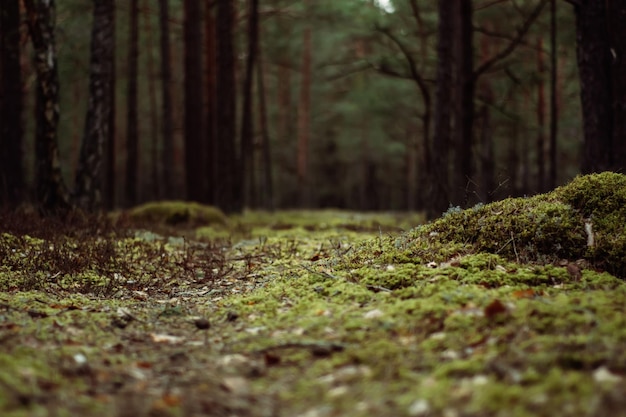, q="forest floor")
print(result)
[1,173,626,417]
